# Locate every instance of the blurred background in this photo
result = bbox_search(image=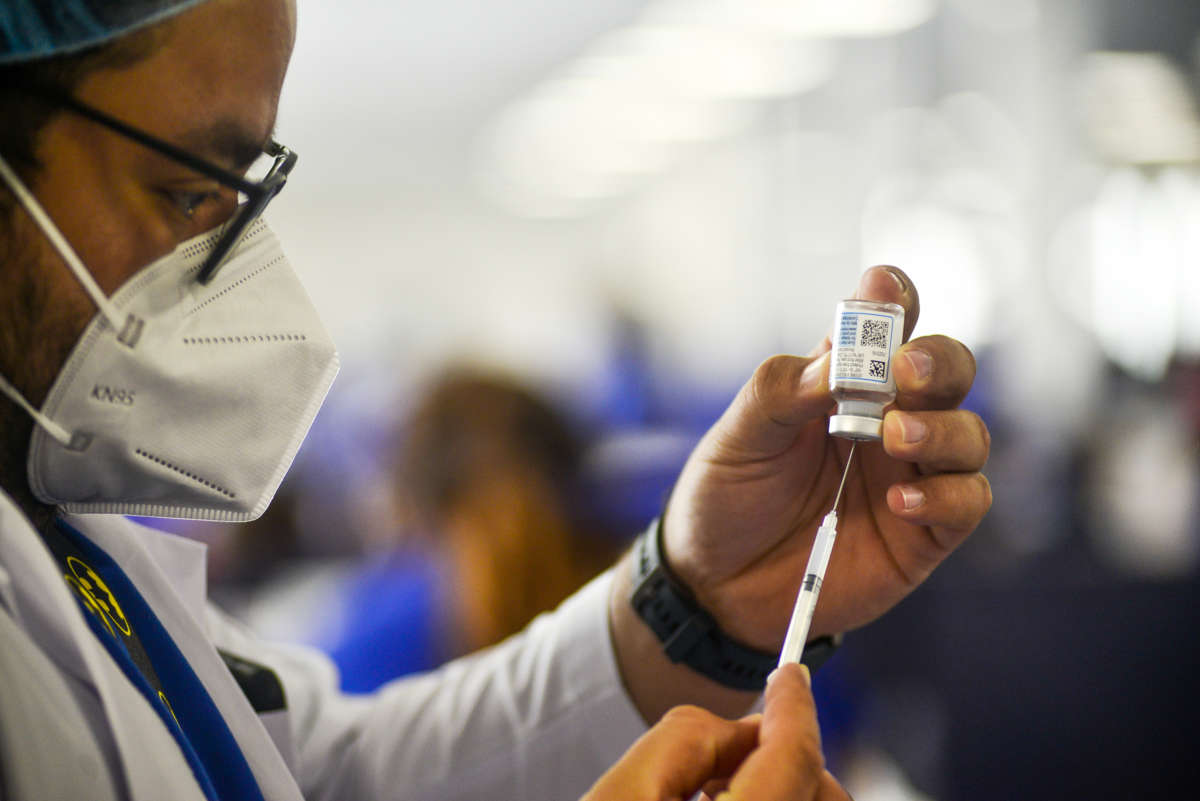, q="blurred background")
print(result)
[176,0,1200,798]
